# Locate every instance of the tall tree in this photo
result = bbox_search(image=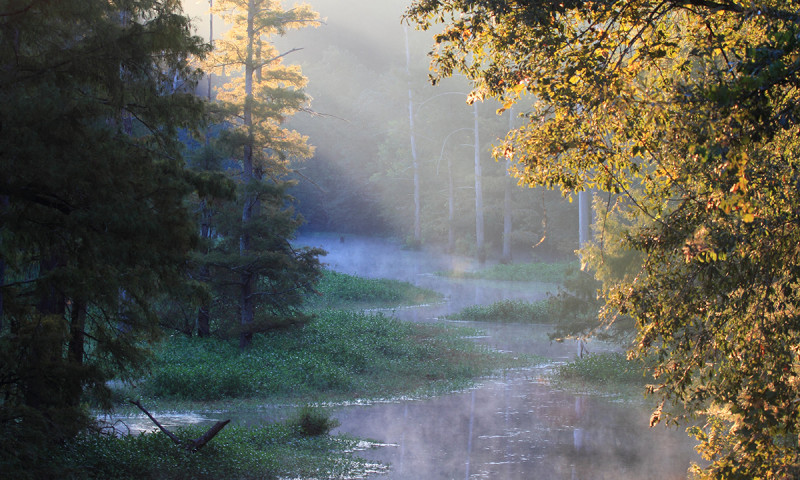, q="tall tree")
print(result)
[0,0,209,471]
[407,0,800,477]
[209,0,320,348]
